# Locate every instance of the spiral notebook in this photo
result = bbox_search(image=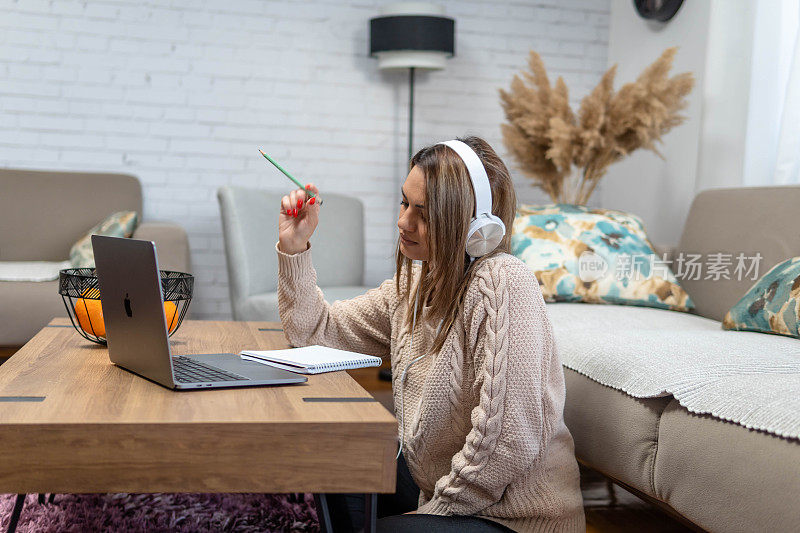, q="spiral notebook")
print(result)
[239,345,382,374]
